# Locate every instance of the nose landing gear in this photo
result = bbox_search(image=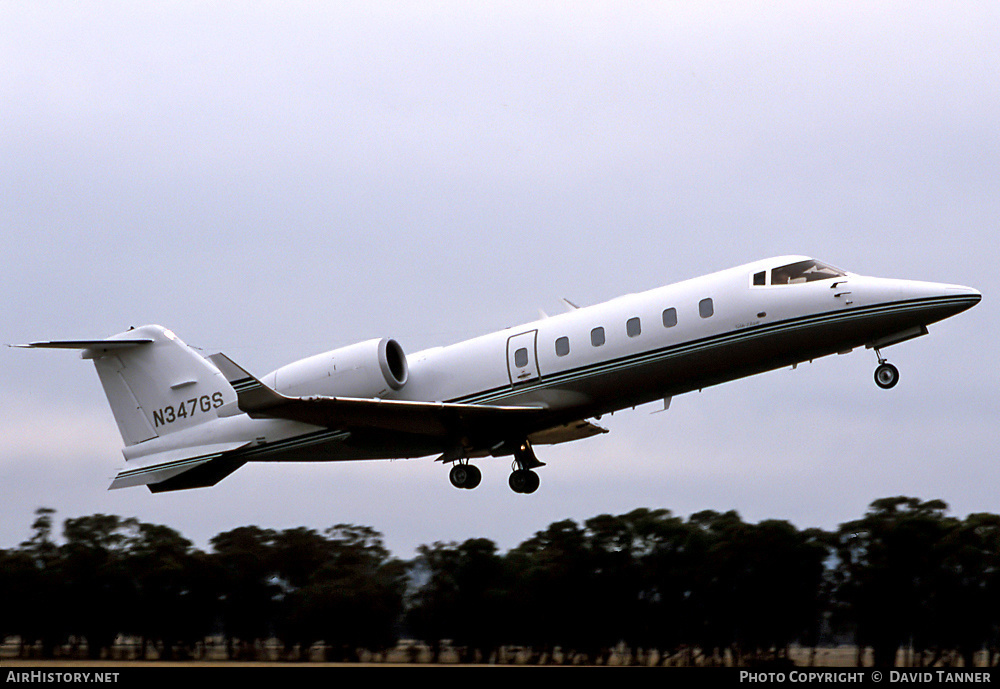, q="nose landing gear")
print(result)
[873,349,899,389]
